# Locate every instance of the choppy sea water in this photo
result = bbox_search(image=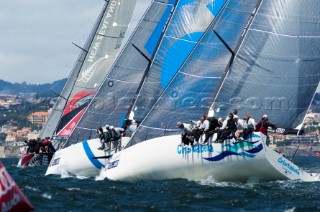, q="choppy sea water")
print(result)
[2,157,320,211]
